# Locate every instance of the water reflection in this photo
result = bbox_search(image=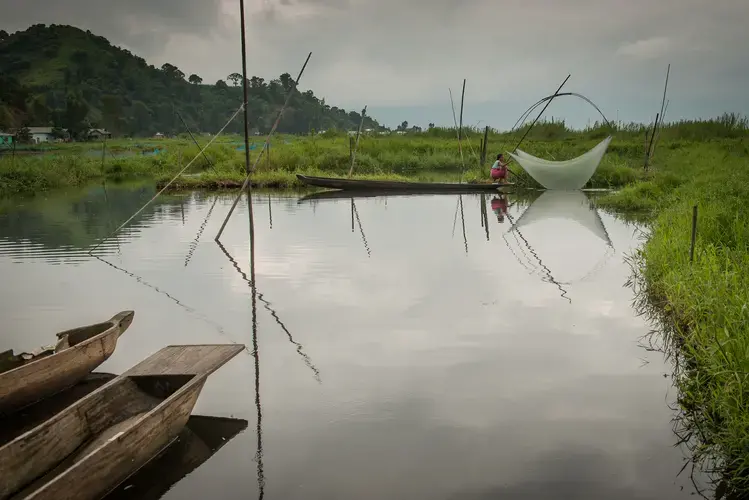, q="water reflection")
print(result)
[103,416,249,500]
[0,185,708,499]
[500,190,616,303]
[0,181,183,263]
